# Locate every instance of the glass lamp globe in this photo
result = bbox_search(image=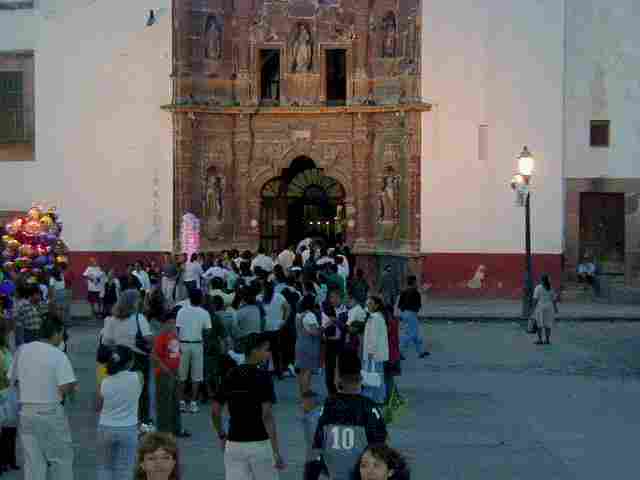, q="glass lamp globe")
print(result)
[518,146,534,177]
